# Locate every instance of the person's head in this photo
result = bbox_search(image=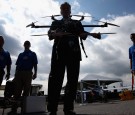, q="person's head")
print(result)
[0,36,4,48]
[24,40,31,50]
[60,2,71,18]
[130,33,135,43]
